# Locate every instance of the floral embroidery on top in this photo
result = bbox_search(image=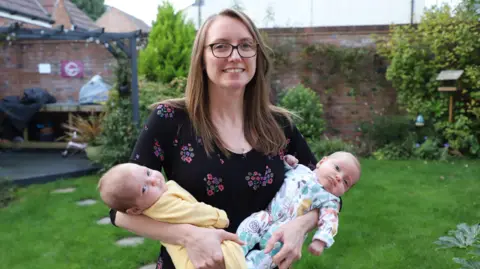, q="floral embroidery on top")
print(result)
[144,124,149,131]
[196,136,203,146]
[245,166,274,190]
[180,143,195,163]
[156,104,174,118]
[278,138,291,160]
[134,154,140,160]
[217,153,224,164]
[204,173,224,196]
[153,139,164,161]
[173,138,178,147]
